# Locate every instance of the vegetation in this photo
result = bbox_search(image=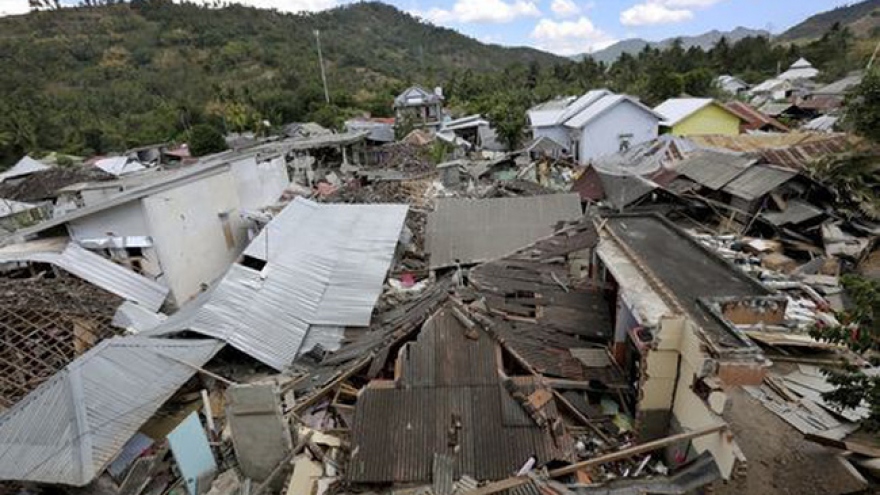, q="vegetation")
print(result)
[777,0,880,42]
[187,123,227,156]
[810,275,880,430]
[0,1,873,167]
